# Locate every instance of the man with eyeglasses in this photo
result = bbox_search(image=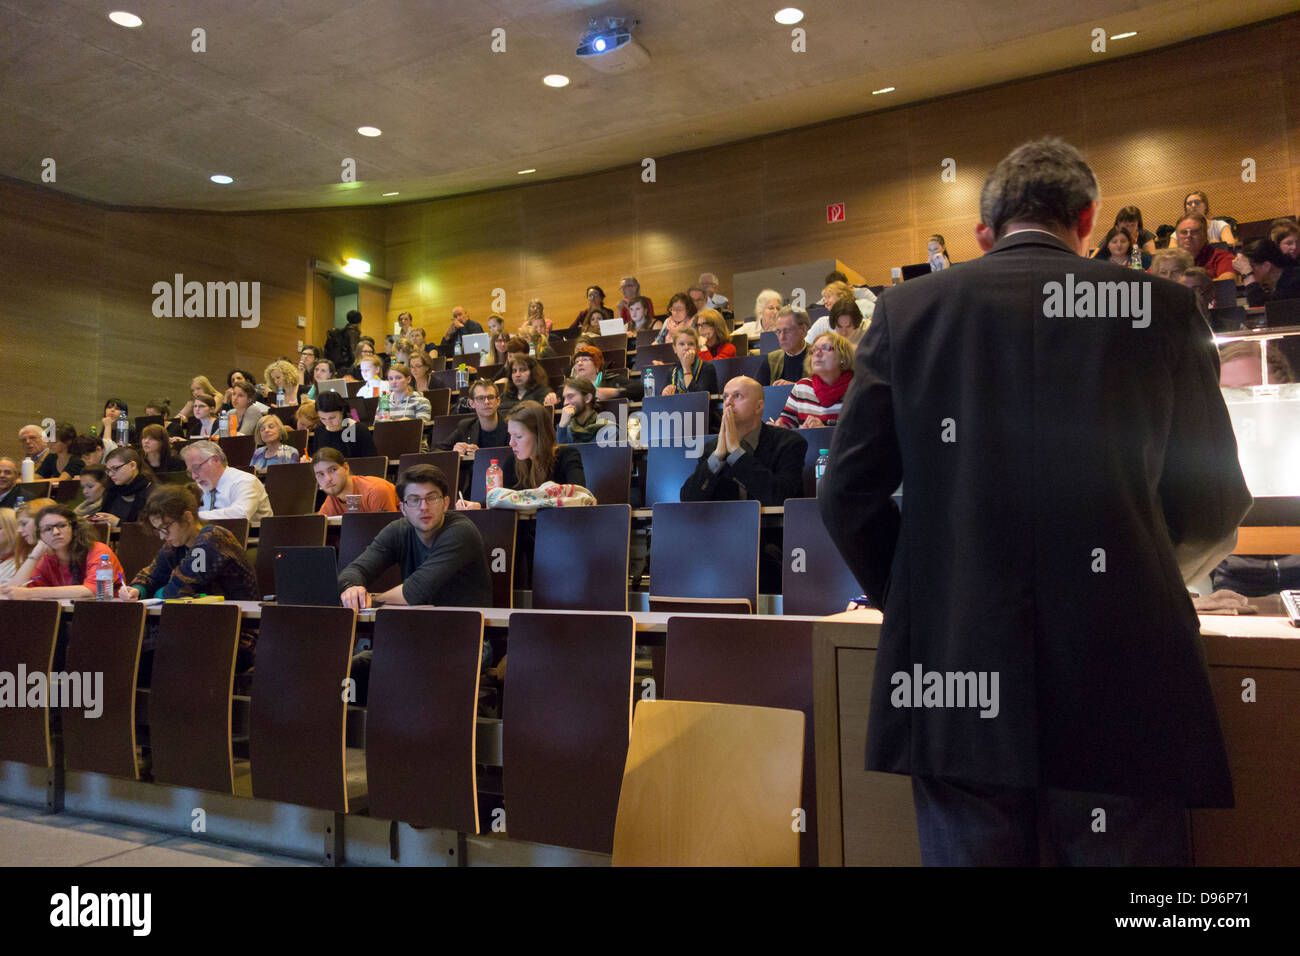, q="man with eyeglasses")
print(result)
[1173,213,1235,281]
[438,379,510,455]
[438,305,484,359]
[755,307,811,387]
[313,448,398,516]
[181,439,274,526]
[337,464,491,610]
